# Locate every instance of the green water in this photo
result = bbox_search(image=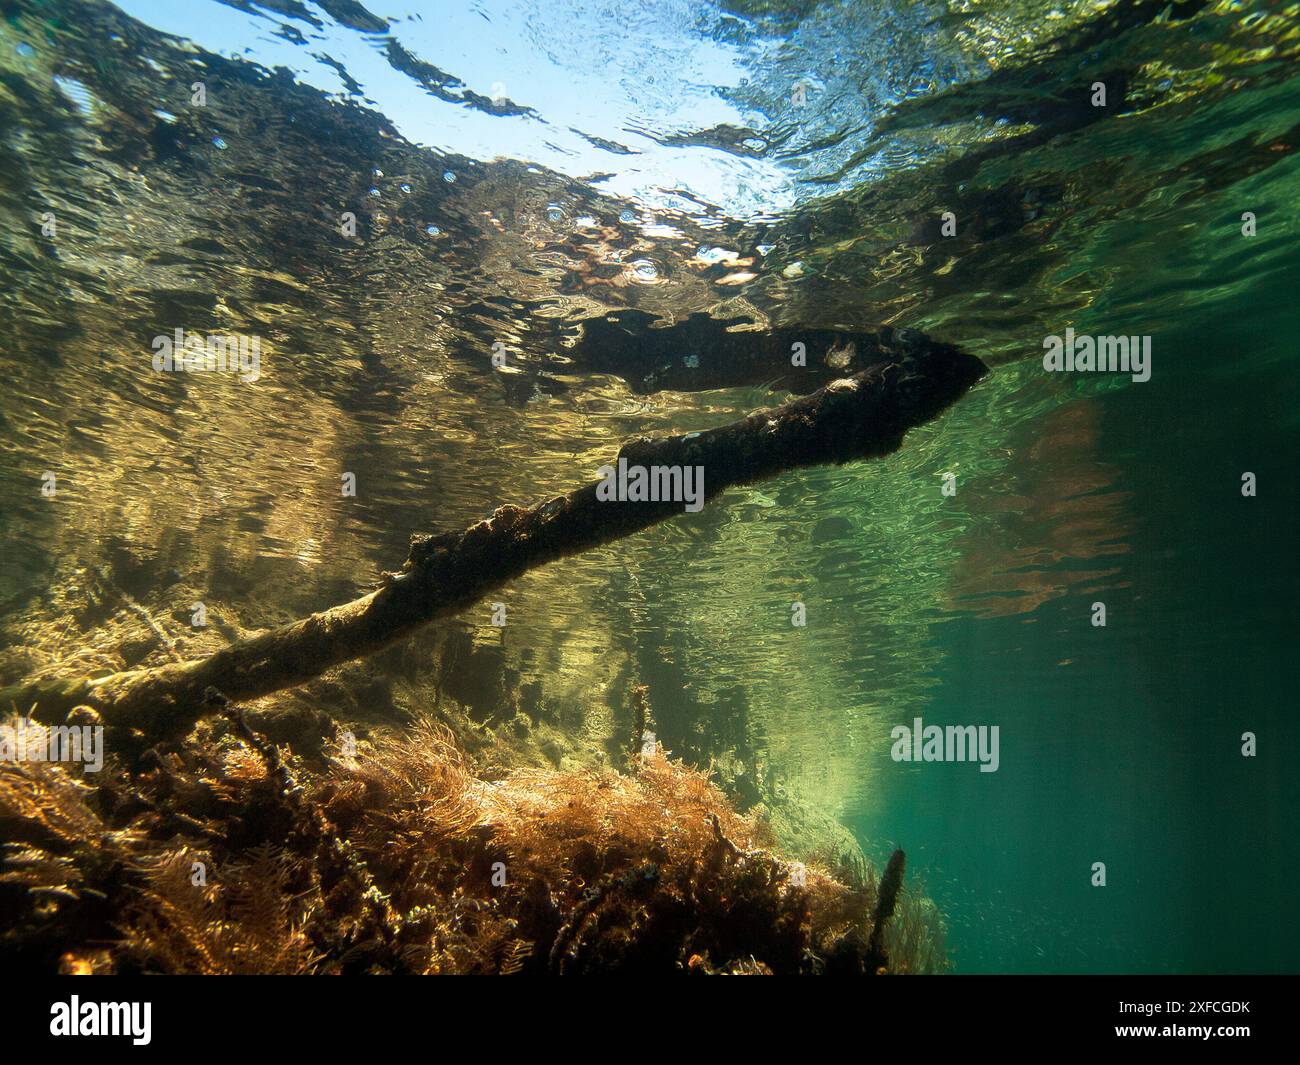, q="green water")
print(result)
[853,267,1300,972]
[1,0,1297,972]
